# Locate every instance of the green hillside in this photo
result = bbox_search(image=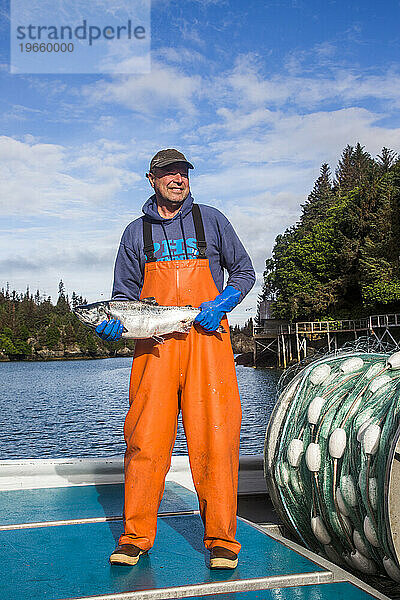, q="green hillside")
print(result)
[0,281,135,360]
[260,144,400,321]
